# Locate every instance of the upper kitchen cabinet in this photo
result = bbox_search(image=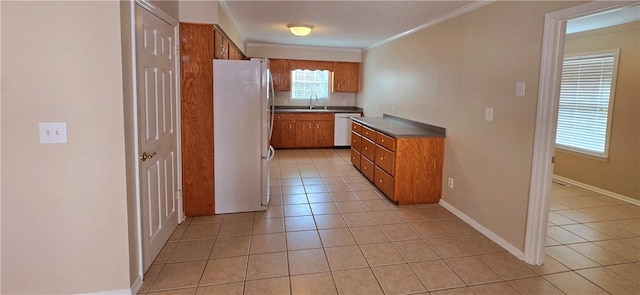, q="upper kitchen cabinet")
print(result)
[270,59,291,91]
[333,62,359,93]
[213,25,245,60]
